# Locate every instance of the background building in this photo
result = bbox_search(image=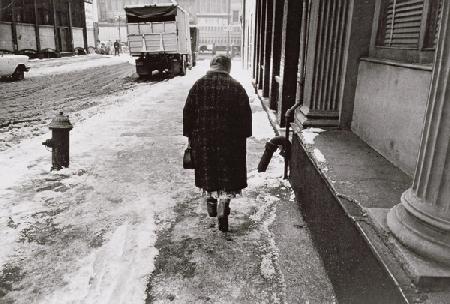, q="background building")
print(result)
[0,0,89,55]
[94,0,242,53]
[185,0,242,52]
